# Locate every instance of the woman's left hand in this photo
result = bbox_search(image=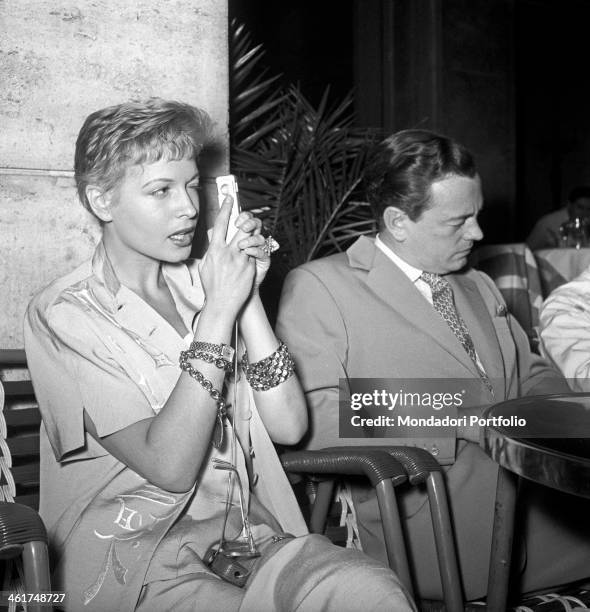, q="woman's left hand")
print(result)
[233,212,270,292]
